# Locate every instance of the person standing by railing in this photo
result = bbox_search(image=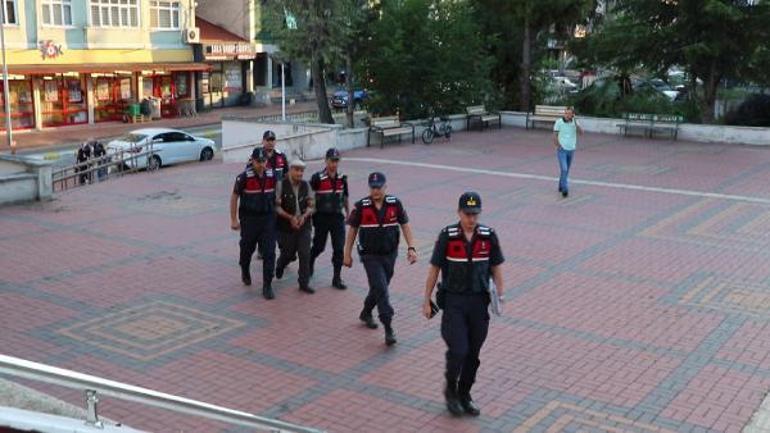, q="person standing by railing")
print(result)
[76,141,92,185]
